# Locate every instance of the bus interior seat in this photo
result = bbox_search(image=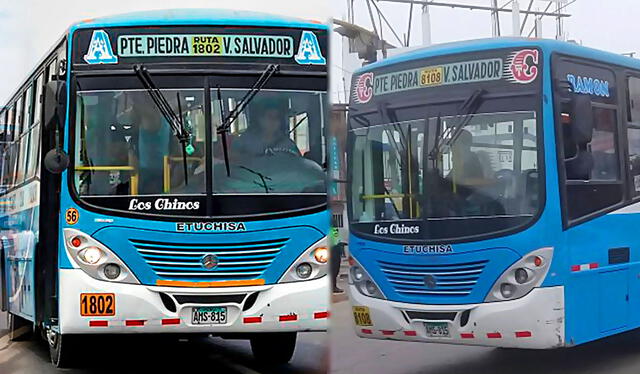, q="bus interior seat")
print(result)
[565,151,594,180]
